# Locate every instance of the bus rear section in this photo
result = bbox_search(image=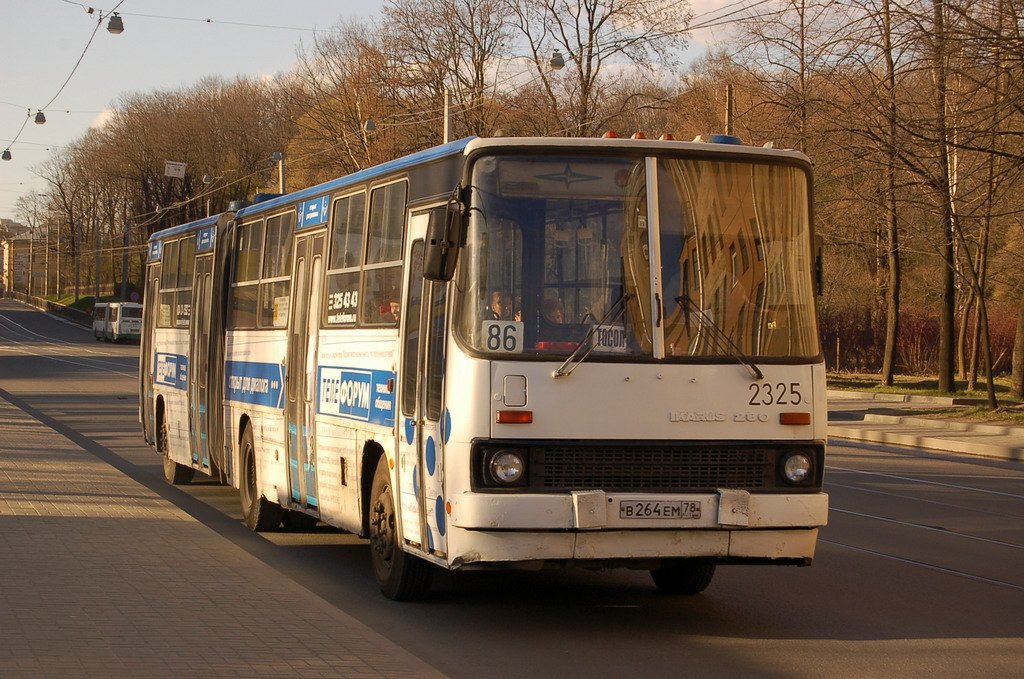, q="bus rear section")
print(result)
[141,215,231,484]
